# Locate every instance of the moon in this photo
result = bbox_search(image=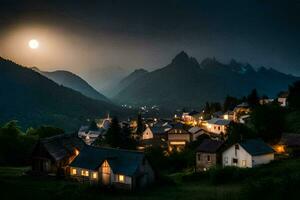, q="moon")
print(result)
[28,39,39,49]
